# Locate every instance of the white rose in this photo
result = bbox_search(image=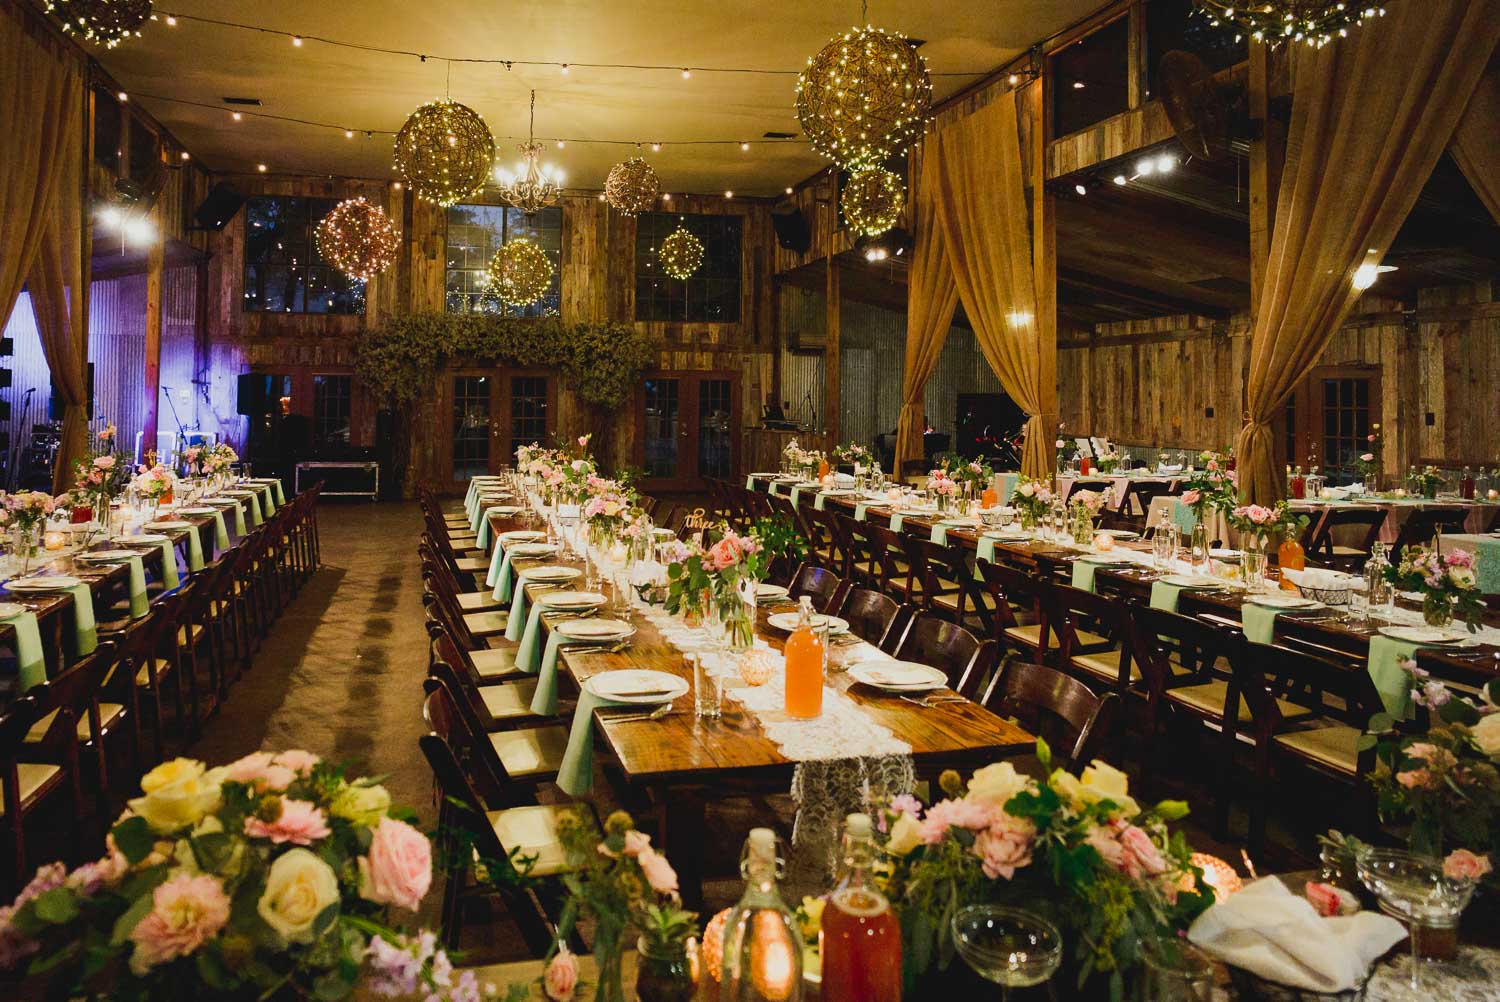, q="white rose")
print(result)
[967,762,1033,807]
[886,813,924,856]
[1019,483,1035,497]
[1079,760,1140,818]
[329,782,391,827]
[128,759,226,834]
[258,848,340,943]
[1472,714,1500,759]
[1450,567,1477,590]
